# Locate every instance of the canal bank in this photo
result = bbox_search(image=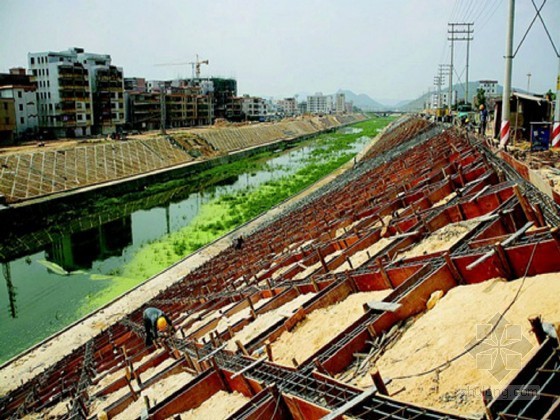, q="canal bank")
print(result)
[0,117,398,380]
[0,116,365,234]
